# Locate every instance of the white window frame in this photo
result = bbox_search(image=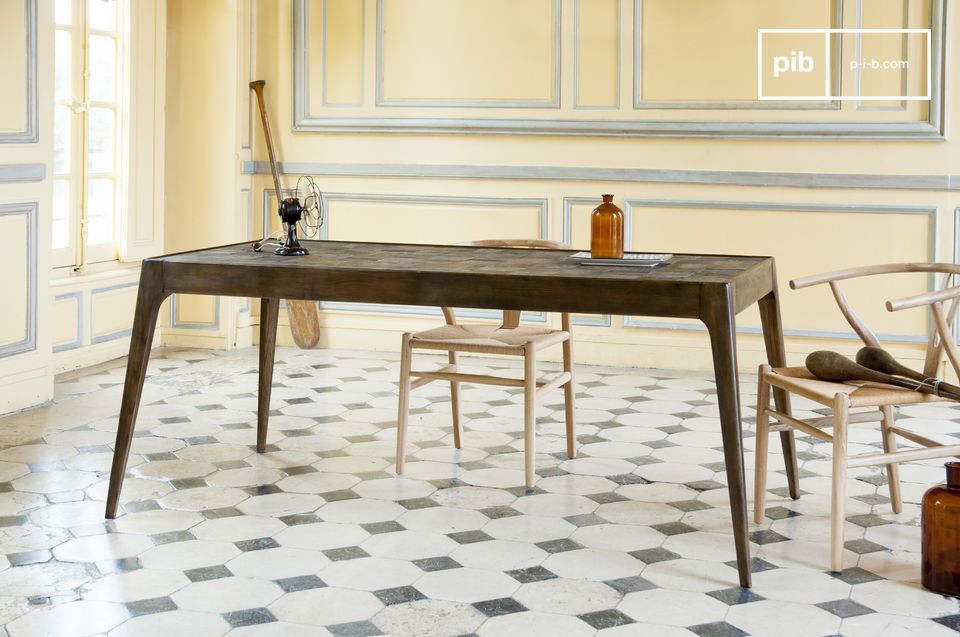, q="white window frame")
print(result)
[53,0,127,271]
